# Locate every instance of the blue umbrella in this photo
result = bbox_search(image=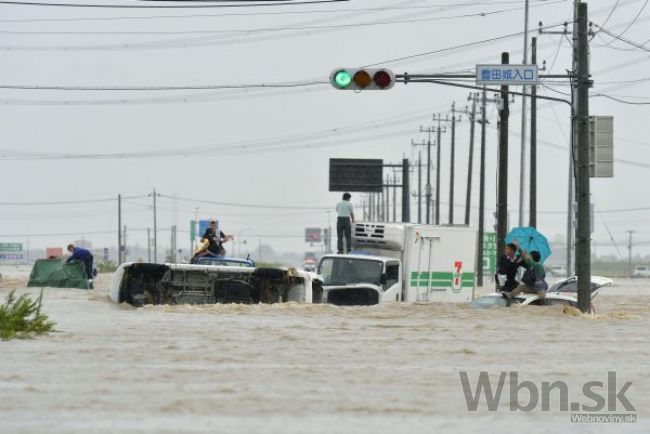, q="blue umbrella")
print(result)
[505,227,552,264]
